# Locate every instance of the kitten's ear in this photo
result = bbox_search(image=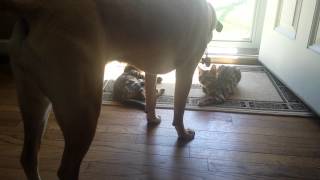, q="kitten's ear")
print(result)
[124,65,133,72]
[210,65,217,74]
